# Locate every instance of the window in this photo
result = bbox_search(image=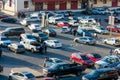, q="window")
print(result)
[9,0,12,7]
[103,0,107,4]
[93,0,97,4]
[24,1,28,8]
